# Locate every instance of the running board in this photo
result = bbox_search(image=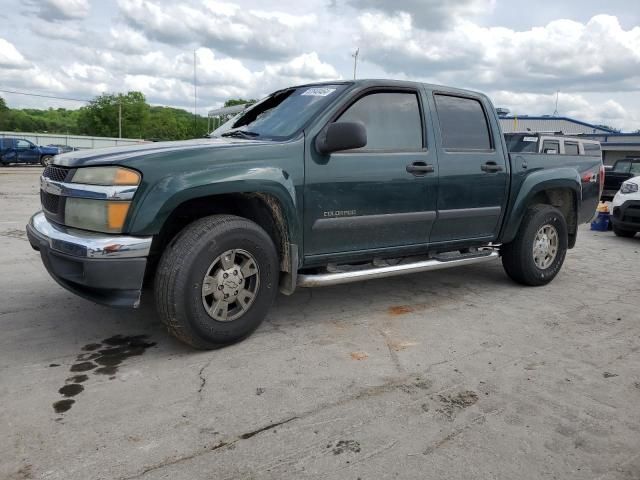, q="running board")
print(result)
[297,251,499,288]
